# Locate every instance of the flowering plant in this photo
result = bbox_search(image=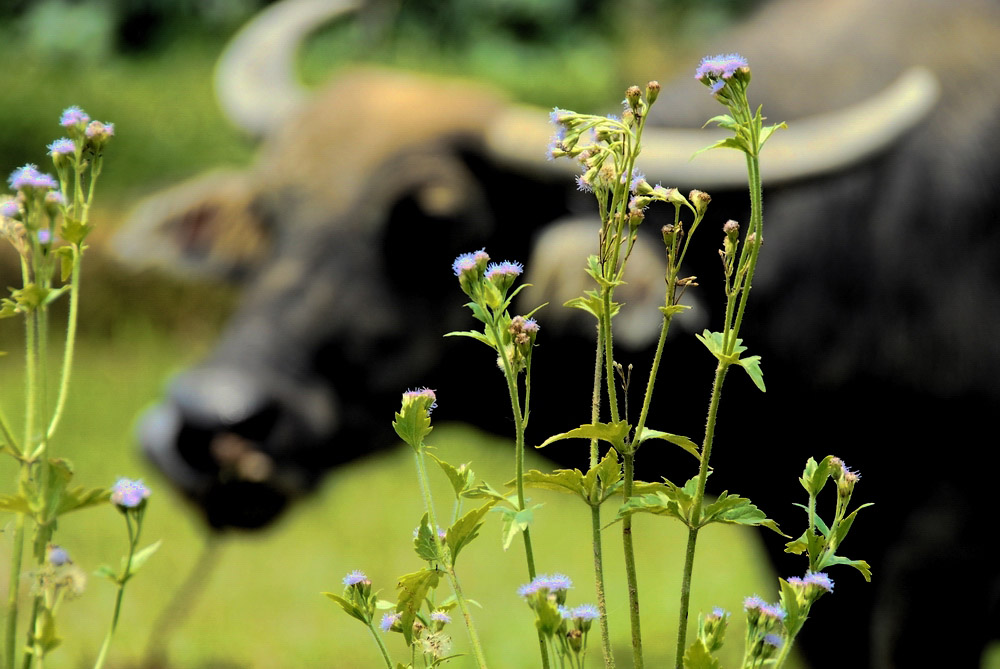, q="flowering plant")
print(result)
[0,107,159,669]
[329,56,870,669]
